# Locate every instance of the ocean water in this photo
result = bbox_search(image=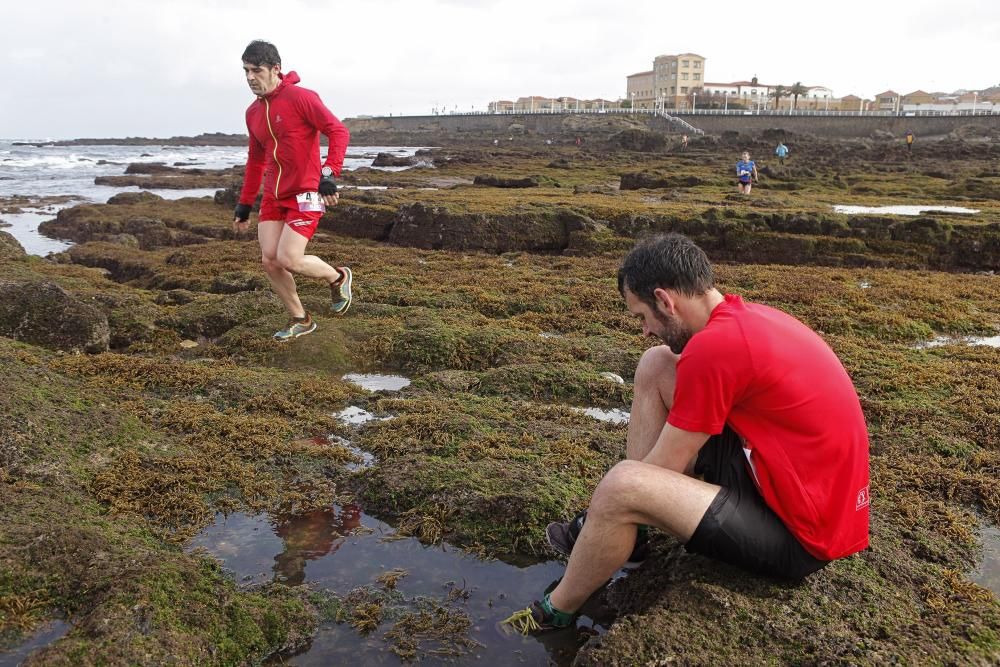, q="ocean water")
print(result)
[0,139,426,255]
